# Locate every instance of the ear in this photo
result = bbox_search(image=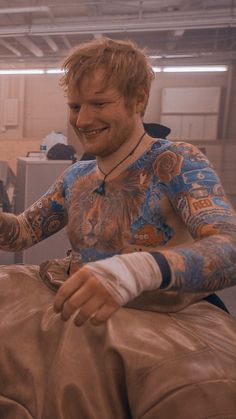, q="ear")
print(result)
[134,89,149,115]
